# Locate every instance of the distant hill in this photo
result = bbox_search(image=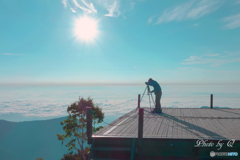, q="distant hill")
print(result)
[0,113,124,160]
[0,117,72,160]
